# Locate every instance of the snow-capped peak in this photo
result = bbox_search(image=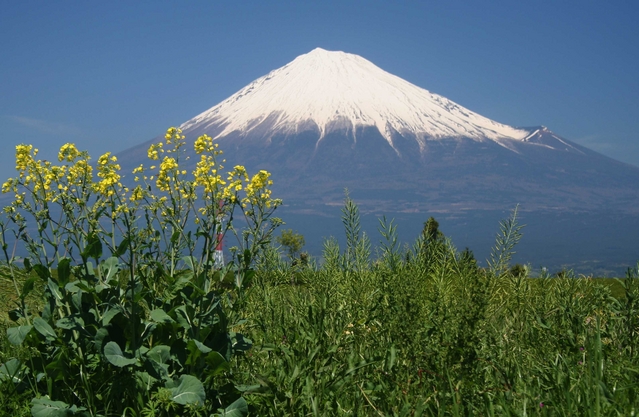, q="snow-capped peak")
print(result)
[180,48,530,148]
